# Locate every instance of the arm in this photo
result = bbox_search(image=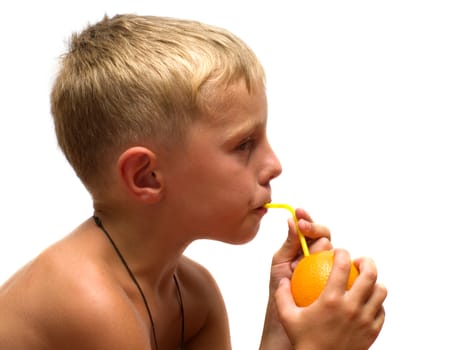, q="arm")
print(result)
[179,257,232,350]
